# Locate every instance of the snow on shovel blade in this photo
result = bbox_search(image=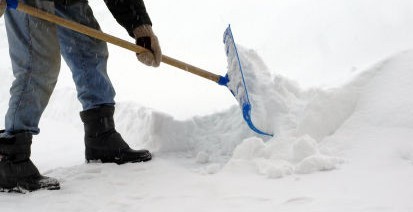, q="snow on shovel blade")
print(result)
[222,25,273,137]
